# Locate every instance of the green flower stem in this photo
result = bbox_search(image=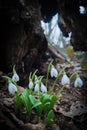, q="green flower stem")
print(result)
[2,75,19,89]
[56,84,66,97]
[37,116,41,123]
[63,71,66,75]
[46,59,53,87]
[32,69,38,79]
[37,108,43,122]
[13,65,16,74]
[70,71,79,80]
[29,72,32,81]
[38,76,44,81]
[48,67,66,94]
